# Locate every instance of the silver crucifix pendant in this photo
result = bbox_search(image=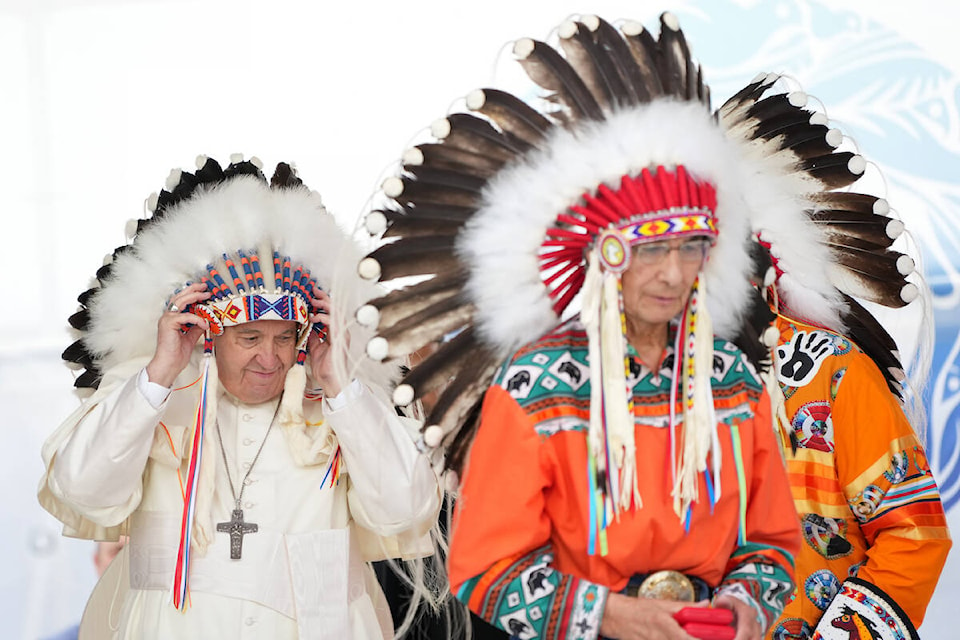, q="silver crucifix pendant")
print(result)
[216,508,258,559]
